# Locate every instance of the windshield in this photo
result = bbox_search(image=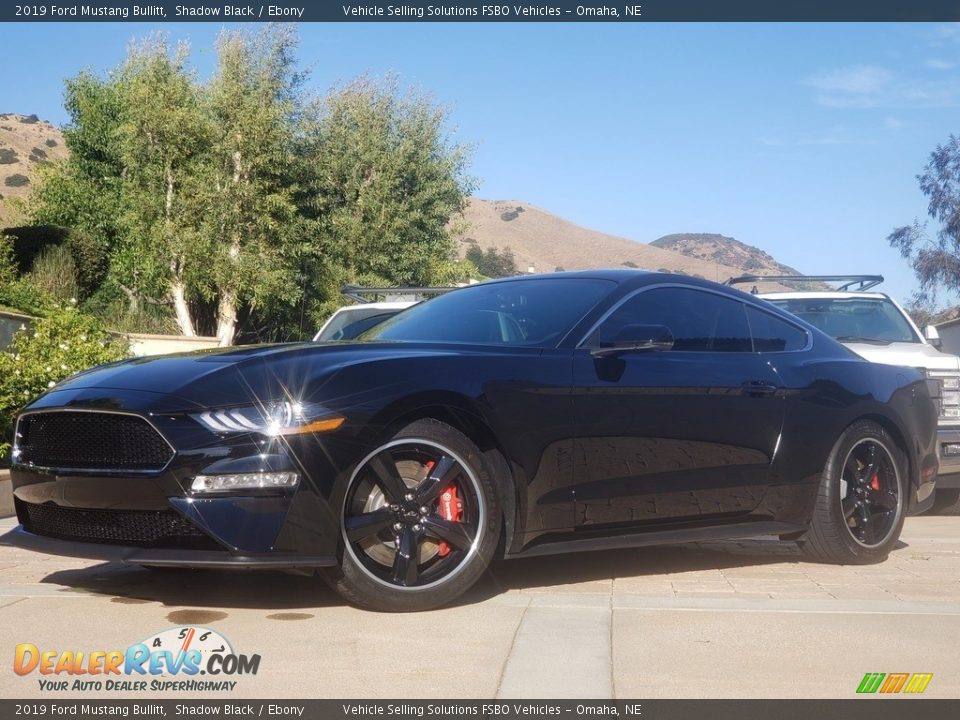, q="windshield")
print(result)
[765,297,919,344]
[361,278,614,346]
[316,307,407,341]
